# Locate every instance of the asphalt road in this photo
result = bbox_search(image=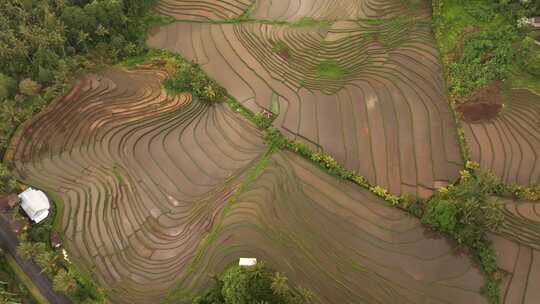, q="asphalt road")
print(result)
[0,214,71,304]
